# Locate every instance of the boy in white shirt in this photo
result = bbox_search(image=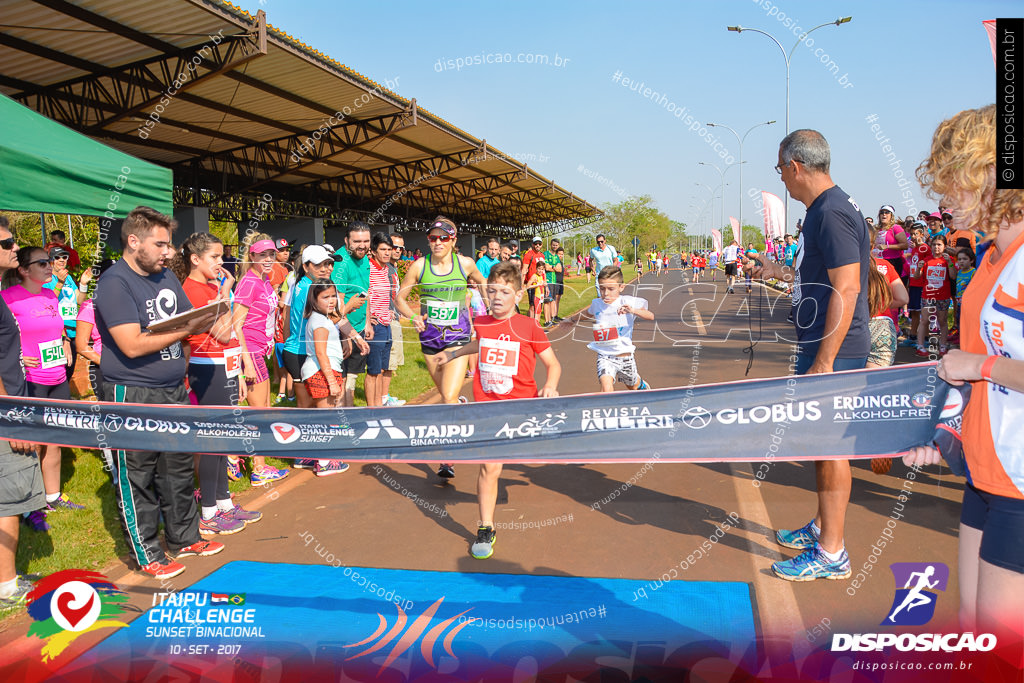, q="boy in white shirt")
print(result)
[559,265,654,392]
